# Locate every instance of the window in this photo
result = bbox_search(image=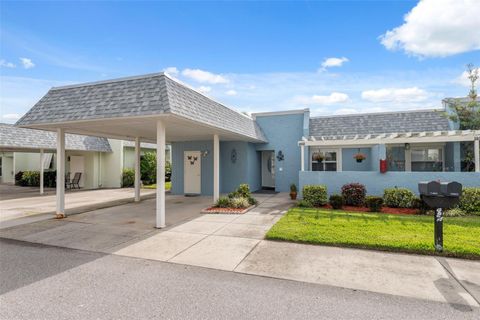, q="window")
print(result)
[311,149,337,171]
[386,146,405,171]
[411,147,443,172]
